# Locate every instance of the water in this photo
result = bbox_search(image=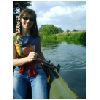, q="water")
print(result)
[42,42,86,99]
